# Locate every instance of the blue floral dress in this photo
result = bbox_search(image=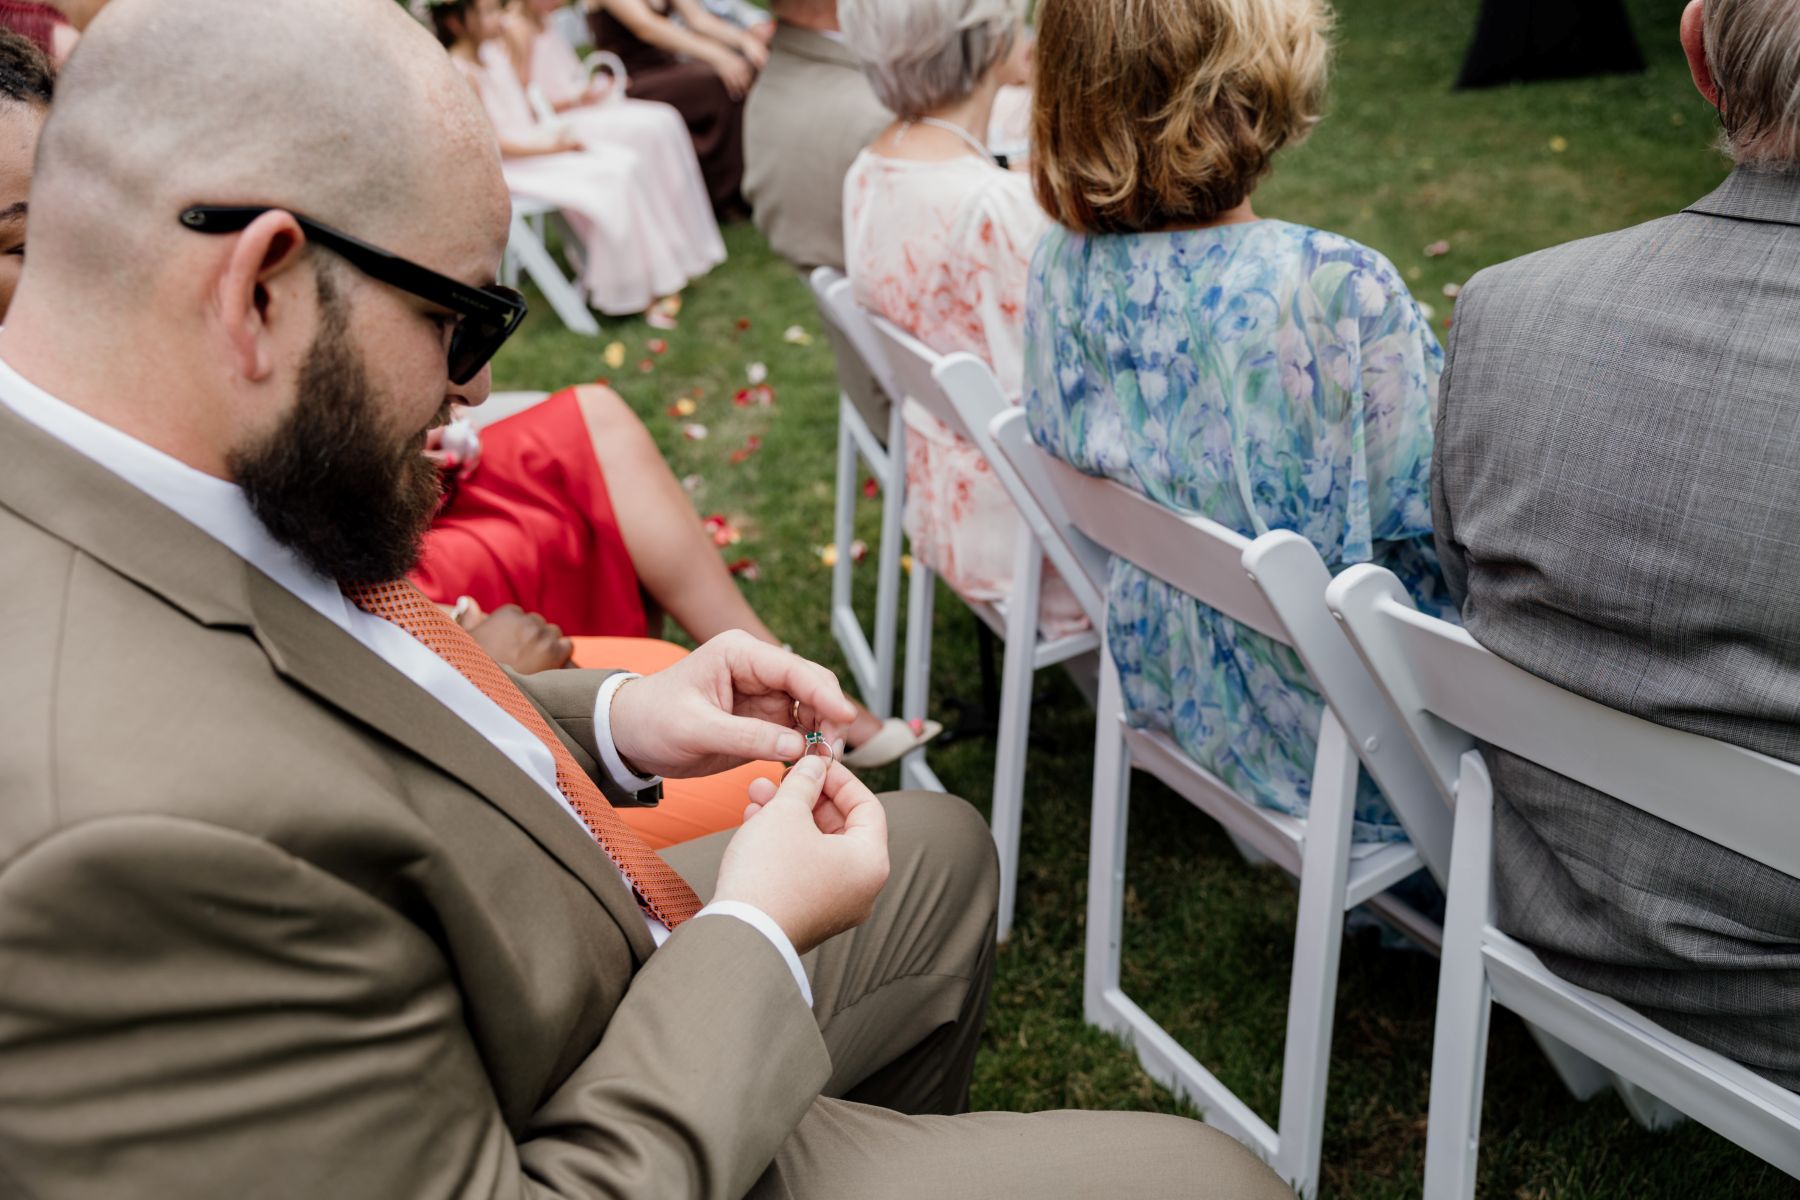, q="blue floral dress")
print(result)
[1024,220,1456,841]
